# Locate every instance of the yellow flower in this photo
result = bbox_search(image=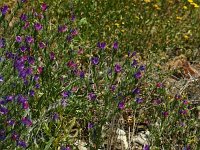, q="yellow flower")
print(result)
[115,23,120,28]
[188,0,193,3]
[183,6,188,10]
[176,16,182,20]
[183,35,189,40]
[192,2,199,8]
[153,4,161,10]
[144,0,151,3]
